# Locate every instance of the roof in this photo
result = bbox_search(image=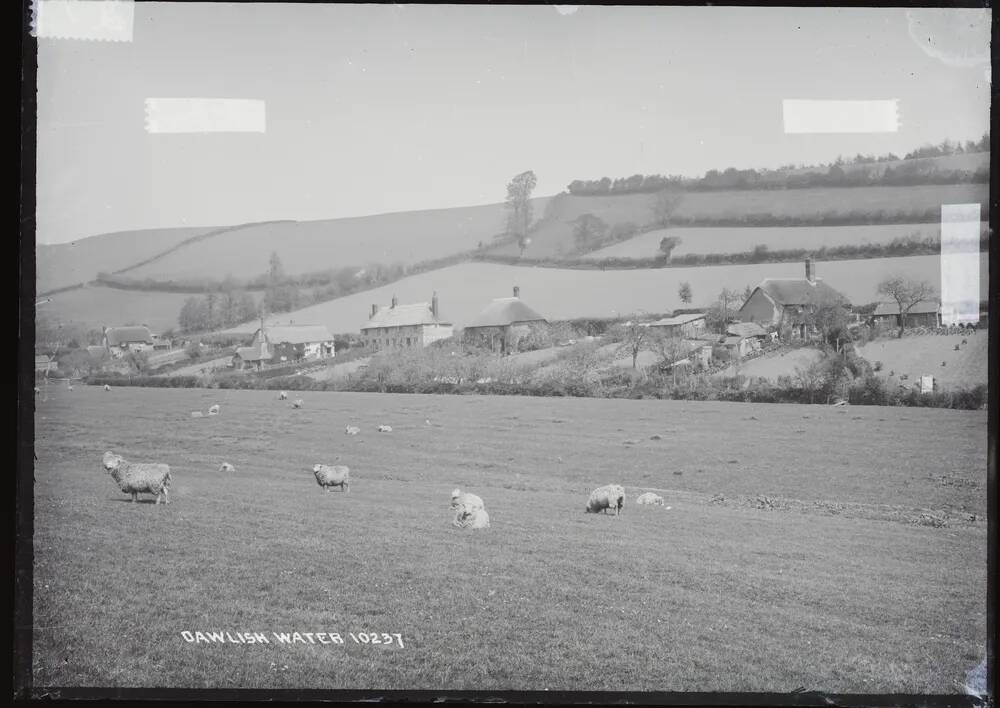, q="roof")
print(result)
[361,303,451,331]
[722,336,744,346]
[872,300,940,316]
[648,313,706,327]
[236,343,268,362]
[258,324,334,345]
[751,279,849,307]
[465,297,547,329]
[105,326,154,346]
[727,322,768,338]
